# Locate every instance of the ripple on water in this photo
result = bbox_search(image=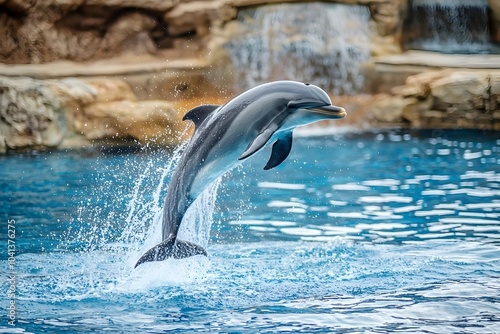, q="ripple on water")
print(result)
[1,129,499,333]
